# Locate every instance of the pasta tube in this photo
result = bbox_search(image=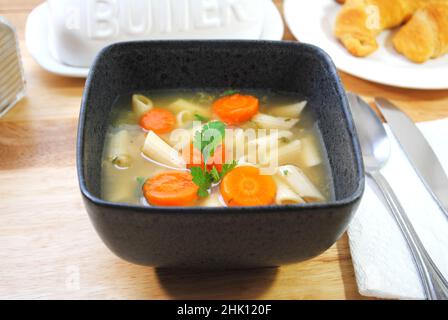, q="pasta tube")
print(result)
[300,135,322,167]
[108,130,132,168]
[247,130,293,150]
[176,110,194,127]
[201,191,222,207]
[277,165,325,202]
[142,131,186,169]
[276,140,302,166]
[269,101,307,118]
[273,175,305,205]
[132,94,153,119]
[167,99,211,119]
[252,113,299,130]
